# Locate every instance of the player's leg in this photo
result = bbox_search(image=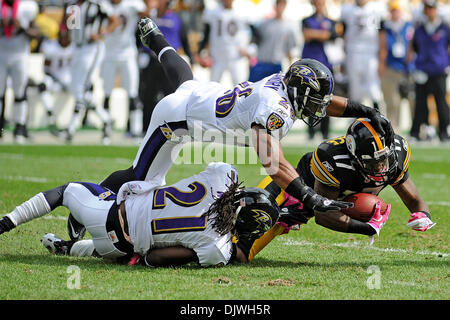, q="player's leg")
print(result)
[138,18,193,91]
[100,87,191,193]
[429,74,449,141]
[39,76,59,135]
[67,48,90,141]
[100,58,117,144]
[60,183,131,260]
[410,81,428,139]
[367,55,383,112]
[0,61,7,138]
[121,57,142,138]
[210,59,225,83]
[0,183,67,235]
[10,57,30,143]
